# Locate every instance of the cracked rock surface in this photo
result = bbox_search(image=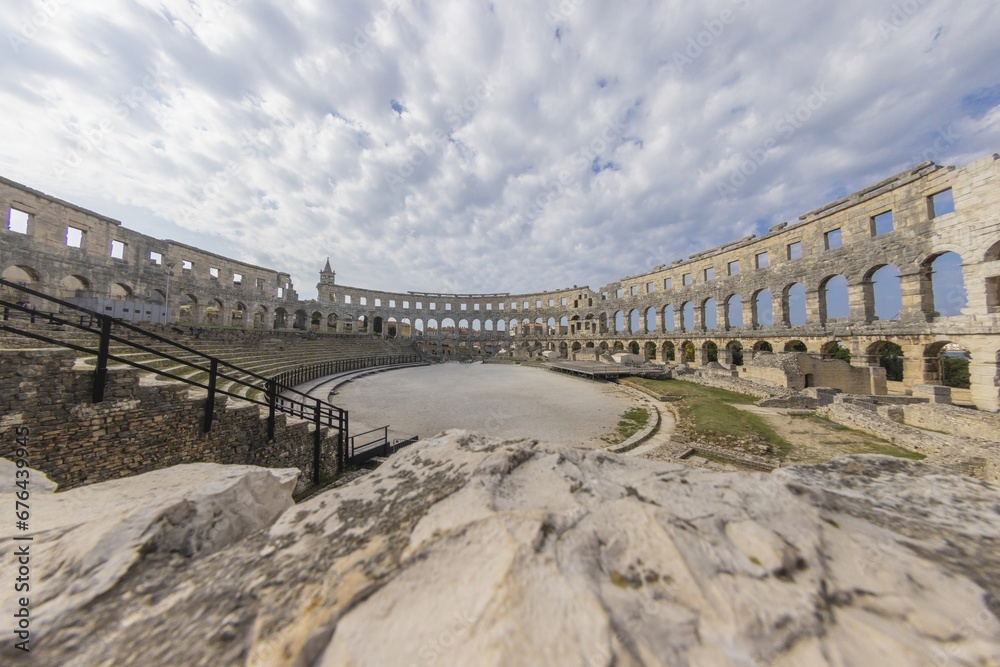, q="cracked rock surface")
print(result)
[3,431,999,666]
